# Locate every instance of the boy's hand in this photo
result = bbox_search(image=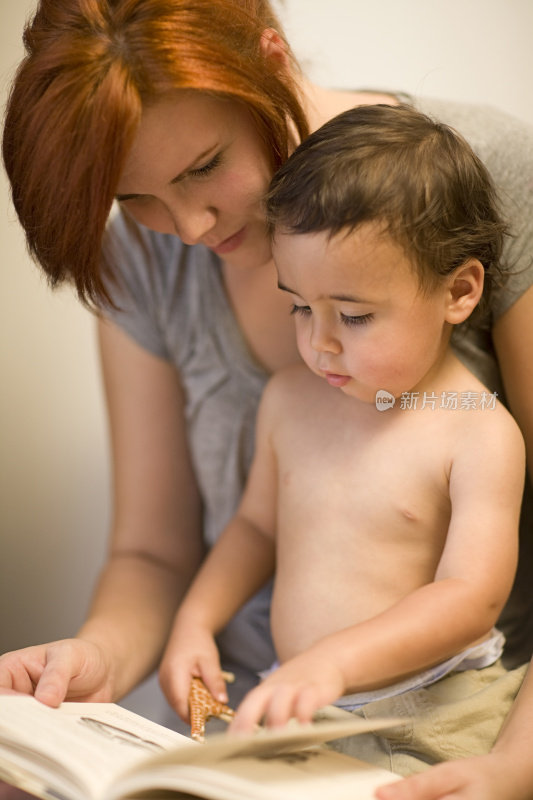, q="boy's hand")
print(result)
[159,619,227,723]
[0,640,112,706]
[229,647,345,733]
